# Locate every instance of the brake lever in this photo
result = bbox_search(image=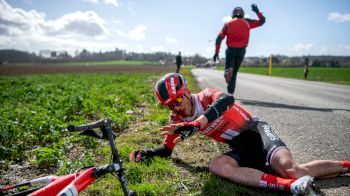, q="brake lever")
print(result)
[102,130,116,140]
[78,130,103,139]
